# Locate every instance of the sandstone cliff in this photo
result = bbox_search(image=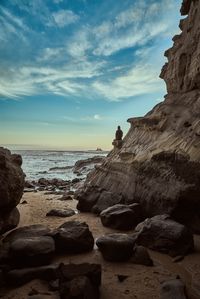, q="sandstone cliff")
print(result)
[76,0,200,233]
